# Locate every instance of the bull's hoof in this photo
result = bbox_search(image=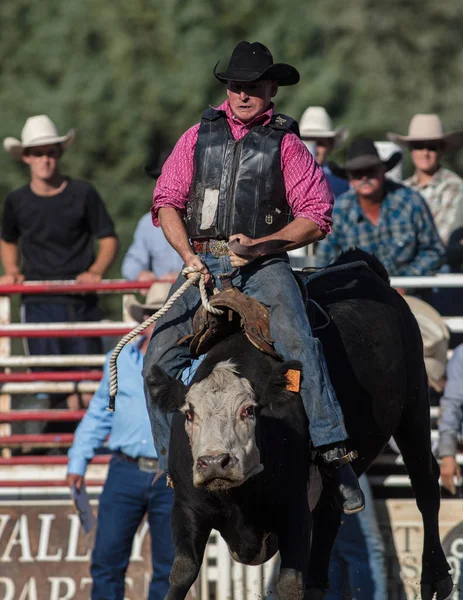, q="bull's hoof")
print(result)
[421,575,455,600]
[304,588,325,600]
